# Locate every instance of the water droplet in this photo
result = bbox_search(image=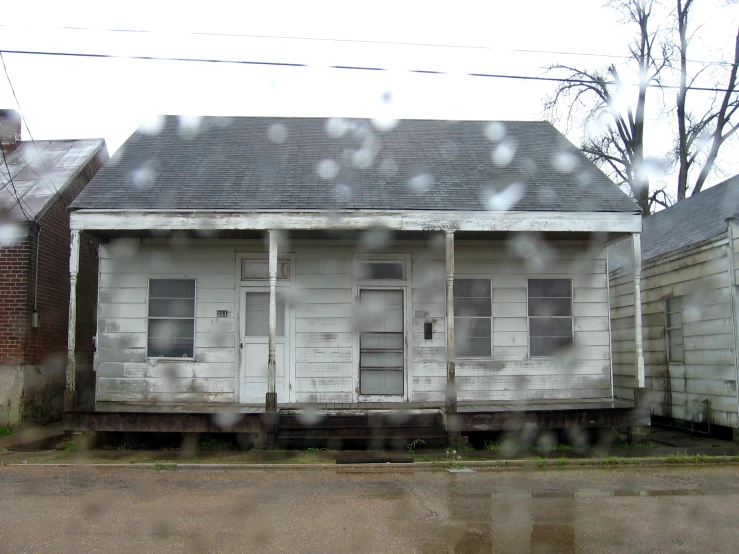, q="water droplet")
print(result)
[178,115,202,139]
[325,118,349,138]
[482,182,523,211]
[267,123,288,144]
[491,141,516,166]
[335,183,352,199]
[484,122,506,142]
[317,159,339,180]
[408,173,434,192]
[552,151,578,173]
[131,166,156,188]
[352,148,374,169]
[371,116,399,132]
[140,115,165,135]
[0,222,26,244]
